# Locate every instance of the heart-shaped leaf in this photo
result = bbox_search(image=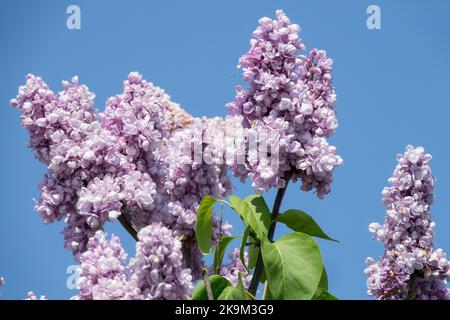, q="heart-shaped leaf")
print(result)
[261,232,323,300]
